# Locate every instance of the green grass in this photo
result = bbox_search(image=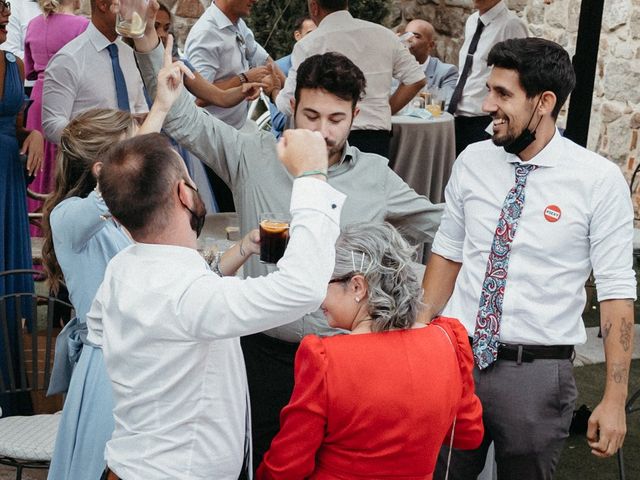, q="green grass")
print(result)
[556,359,640,480]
